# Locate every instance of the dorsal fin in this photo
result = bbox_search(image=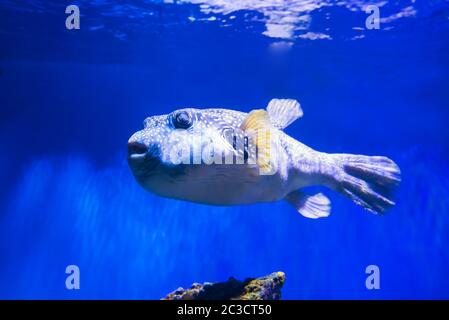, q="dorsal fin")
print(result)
[266,99,303,129]
[240,109,277,175]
